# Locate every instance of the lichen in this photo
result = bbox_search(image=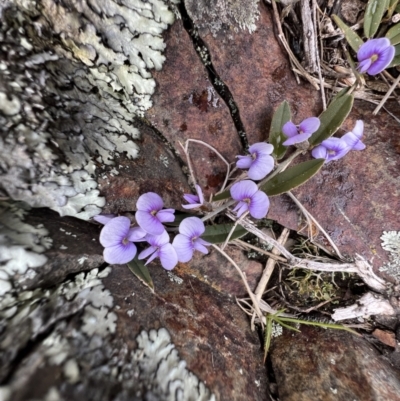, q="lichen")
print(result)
[379,231,400,278]
[1,0,177,220]
[185,0,260,36]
